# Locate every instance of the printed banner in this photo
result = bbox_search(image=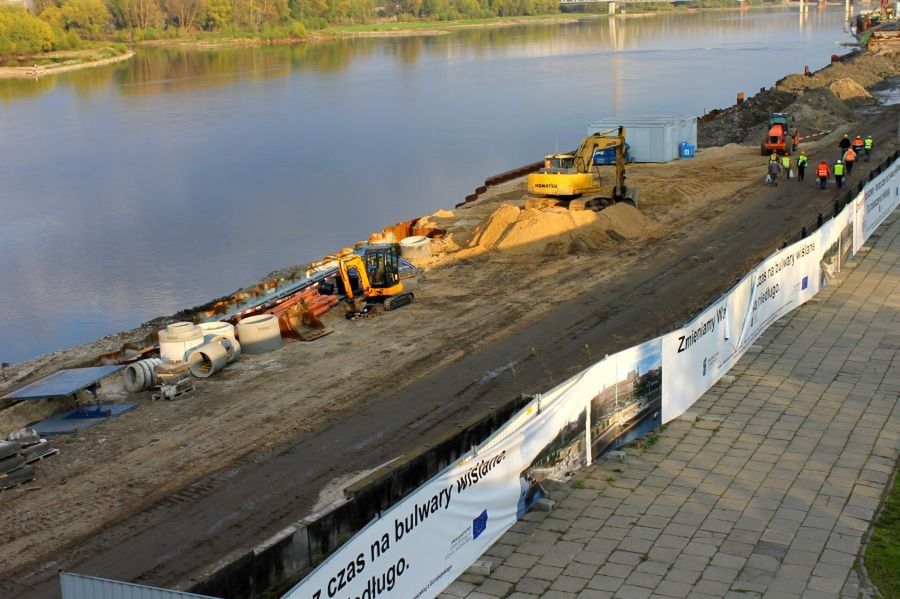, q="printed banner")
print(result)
[737,235,821,350]
[583,339,662,461]
[660,275,753,423]
[854,161,899,252]
[818,204,854,287]
[284,373,589,599]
